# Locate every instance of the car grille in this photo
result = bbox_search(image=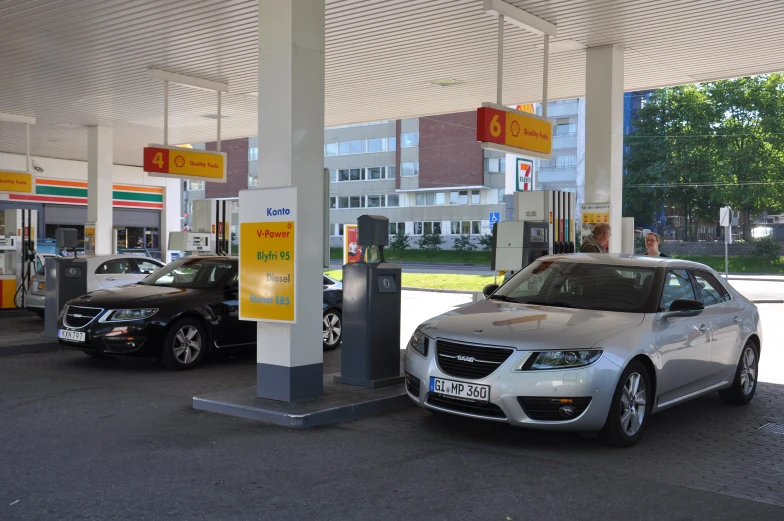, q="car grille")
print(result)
[64,306,103,329]
[405,372,421,397]
[436,340,514,380]
[517,397,592,421]
[426,394,506,419]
